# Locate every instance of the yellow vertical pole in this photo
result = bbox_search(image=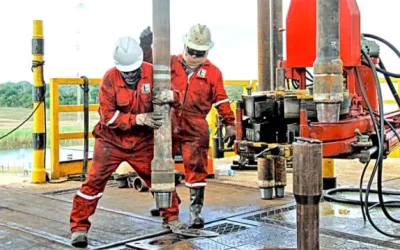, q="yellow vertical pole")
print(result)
[50,79,60,179]
[31,20,47,183]
[322,158,336,190]
[207,107,218,157]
